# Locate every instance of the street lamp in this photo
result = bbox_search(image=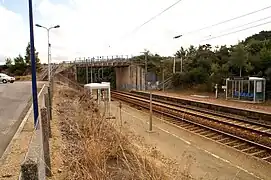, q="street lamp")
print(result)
[173,34,183,73]
[35,24,60,81]
[173,35,182,39]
